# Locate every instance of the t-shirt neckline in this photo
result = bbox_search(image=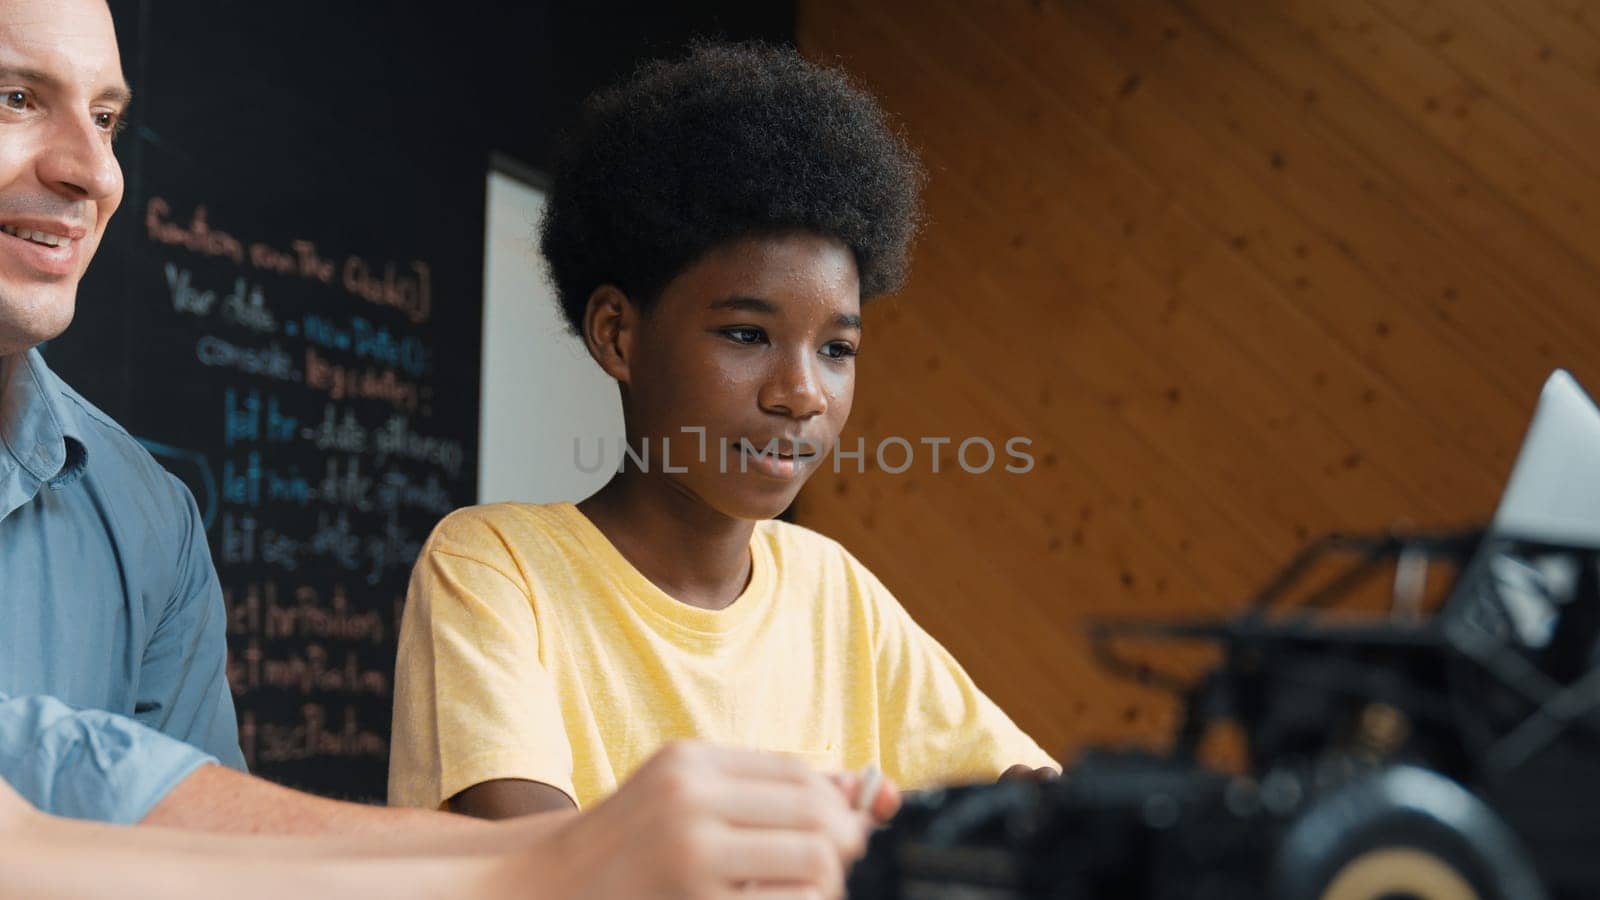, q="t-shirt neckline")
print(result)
[551,501,776,638]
